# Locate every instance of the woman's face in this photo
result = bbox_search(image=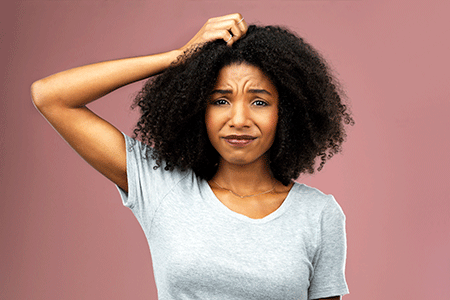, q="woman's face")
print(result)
[205,63,279,167]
